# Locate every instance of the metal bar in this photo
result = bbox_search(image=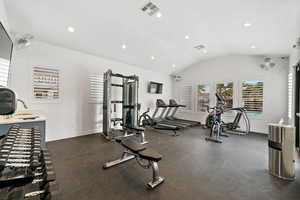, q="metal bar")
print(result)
[111,100,123,104]
[147,161,165,189]
[103,70,112,139]
[111,84,123,87]
[103,155,135,169]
